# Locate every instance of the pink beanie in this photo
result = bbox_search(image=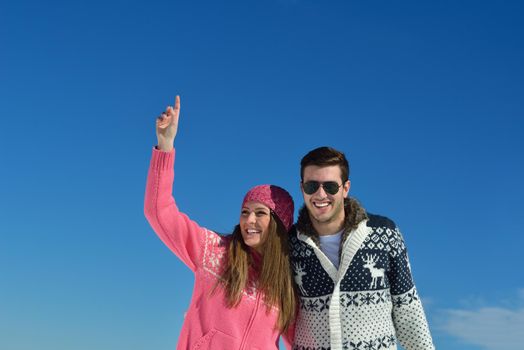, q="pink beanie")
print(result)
[242,185,294,231]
